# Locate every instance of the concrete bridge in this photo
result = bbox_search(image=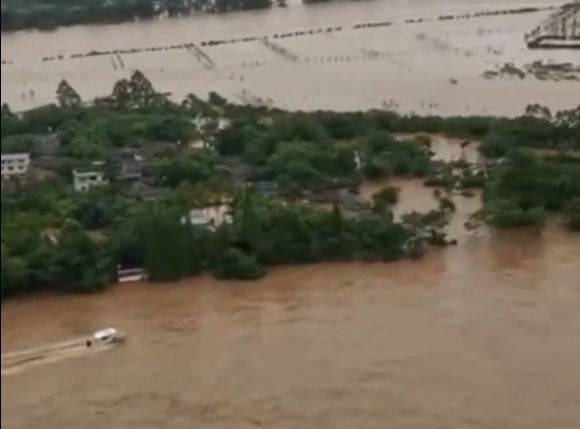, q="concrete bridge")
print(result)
[526,2,580,49]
